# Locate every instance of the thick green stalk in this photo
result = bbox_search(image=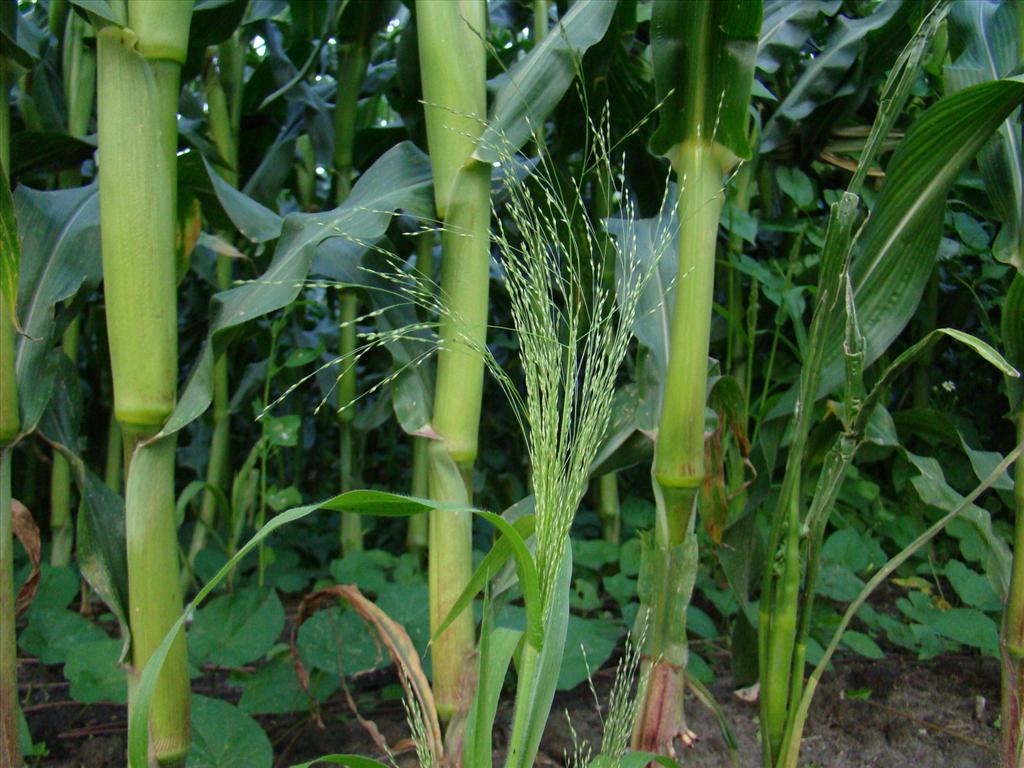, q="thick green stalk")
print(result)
[97,4,192,761]
[123,428,190,765]
[417,0,489,721]
[49,319,79,566]
[1,449,18,768]
[634,139,726,754]
[98,34,179,427]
